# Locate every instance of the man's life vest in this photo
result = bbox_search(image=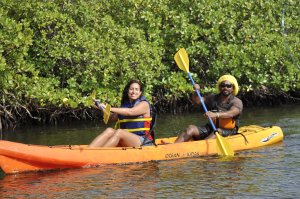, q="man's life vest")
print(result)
[210,94,240,130]
[115,96,153,140]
